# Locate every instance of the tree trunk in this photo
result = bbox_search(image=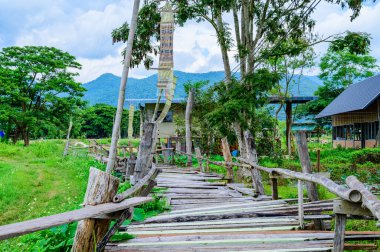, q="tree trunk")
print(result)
[63,118,73,157]
[106,0,141,174]
[216,13,232,82]
[232,122,247,158]
[243,130,265,196]
[134,122,157,181]
[22,126,30,146]
[72,168,119,252]
[232,1,245,77]
[185,89,194,167]
[286,101,292,156]
[139,108,144,139]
